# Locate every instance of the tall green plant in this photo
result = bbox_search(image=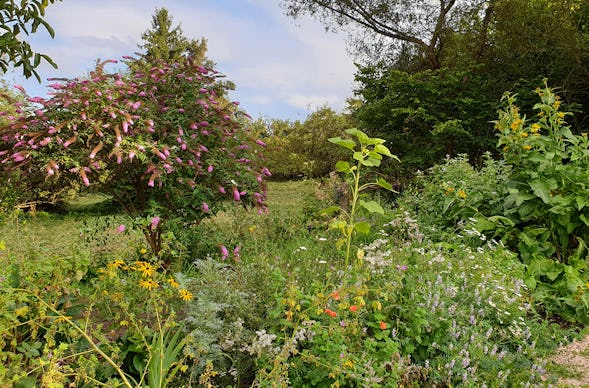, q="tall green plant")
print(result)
[488,85,589,323]
[324,128,398,266]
